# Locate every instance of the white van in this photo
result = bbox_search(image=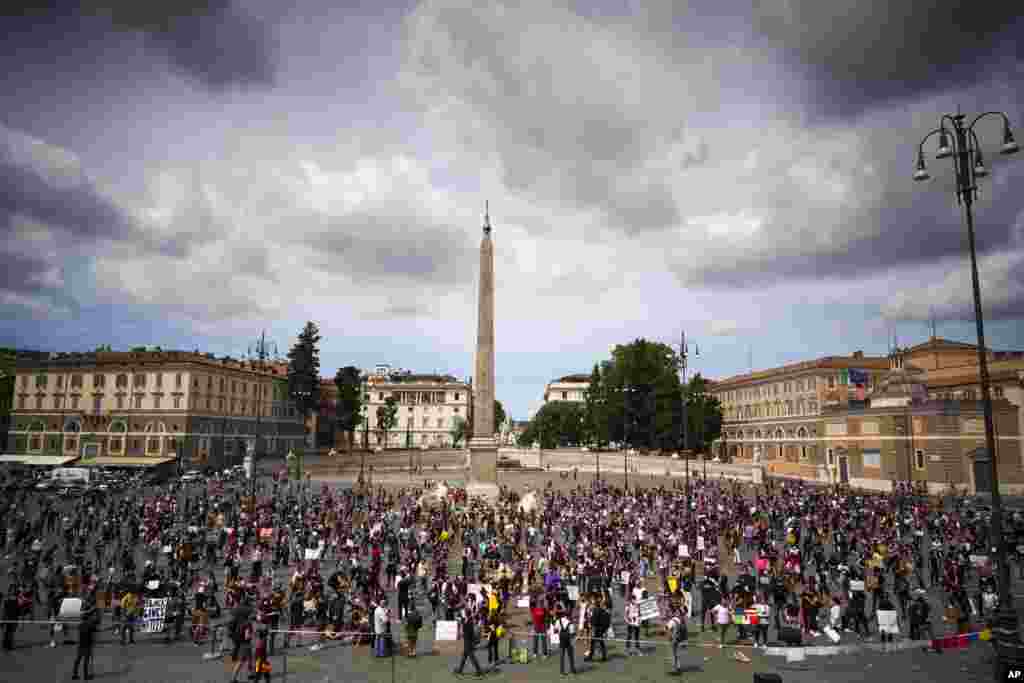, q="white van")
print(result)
[50,467,91,486]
